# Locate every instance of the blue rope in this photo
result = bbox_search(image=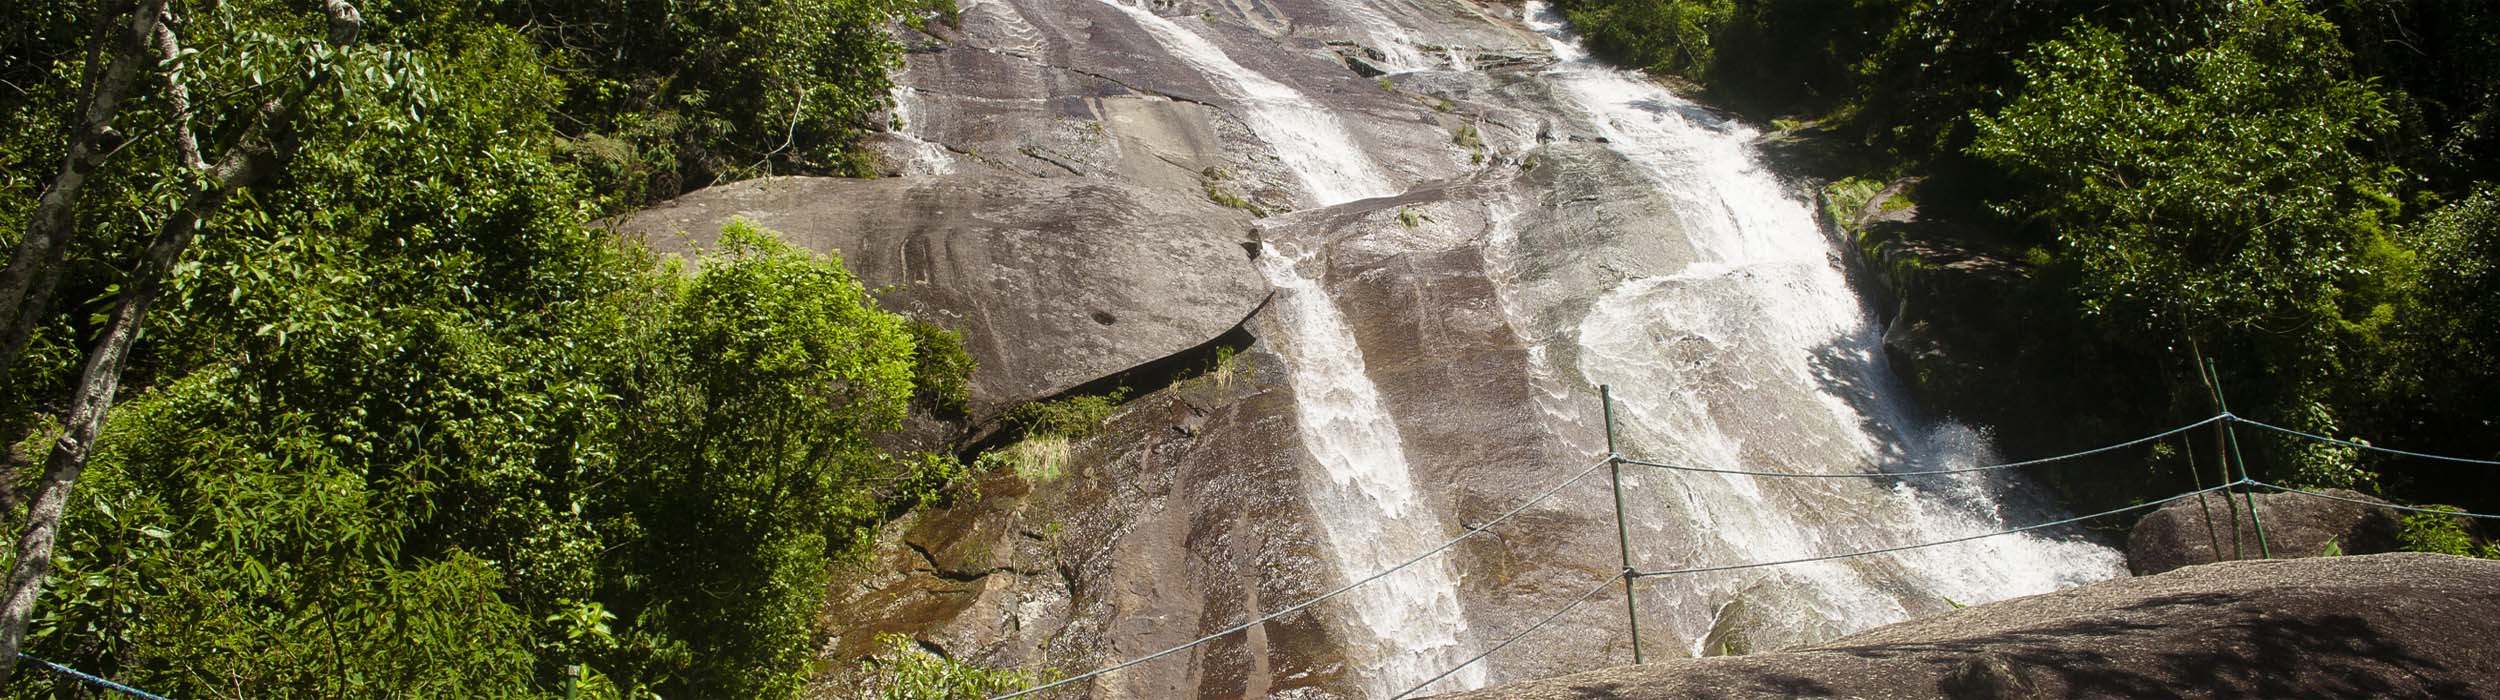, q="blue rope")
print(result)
[2245,480,2500,520]
[2226,415,2500,466]
[17,653,176,700]
[1618,414,2229,478]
